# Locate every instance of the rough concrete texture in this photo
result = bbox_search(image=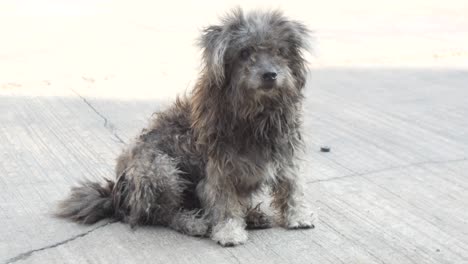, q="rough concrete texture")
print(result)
[1,0,467,263]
